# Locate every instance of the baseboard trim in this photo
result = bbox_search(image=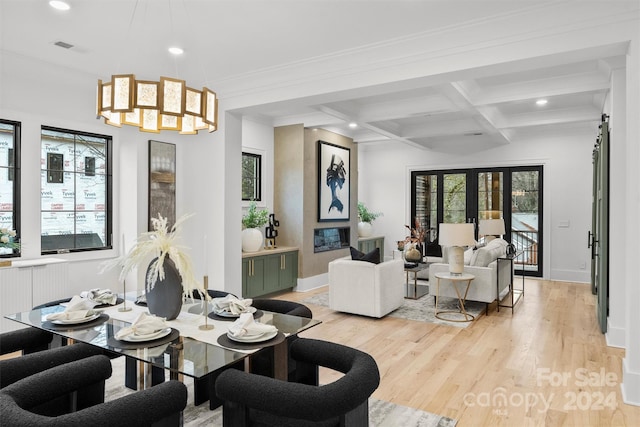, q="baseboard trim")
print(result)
[605,323,626,348]
[621,358,640,406]
[549,269,590,283]
[295,273,328,292]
